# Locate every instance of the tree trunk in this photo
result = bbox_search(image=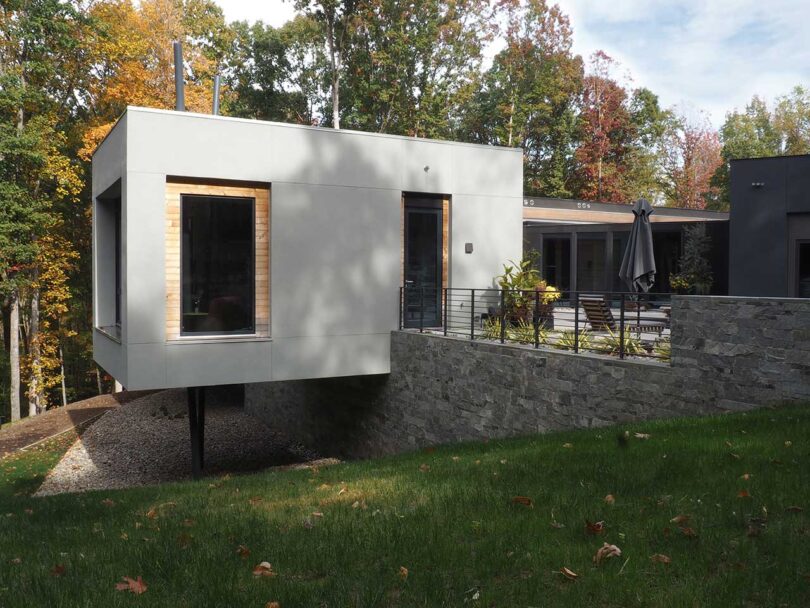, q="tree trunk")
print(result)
[9,292,20,422]
[28,283,40,416]
[59,346,67,407]
[95,367,103,395]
